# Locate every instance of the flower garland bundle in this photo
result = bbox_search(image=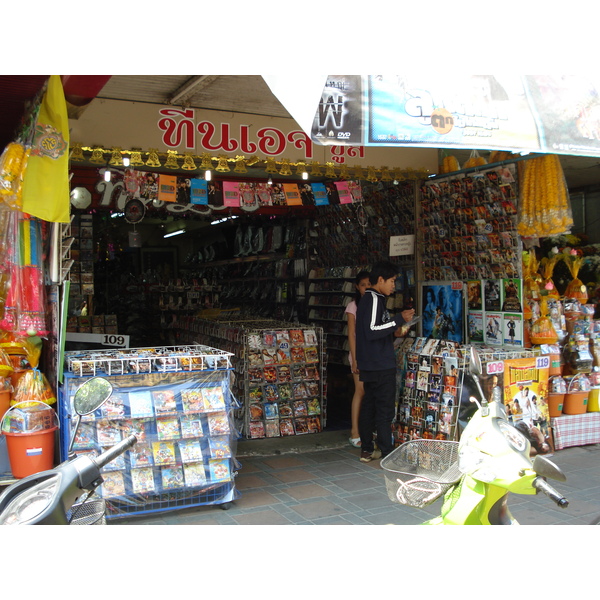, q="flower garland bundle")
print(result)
[517,154,573,238]
[530,296,558,345]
